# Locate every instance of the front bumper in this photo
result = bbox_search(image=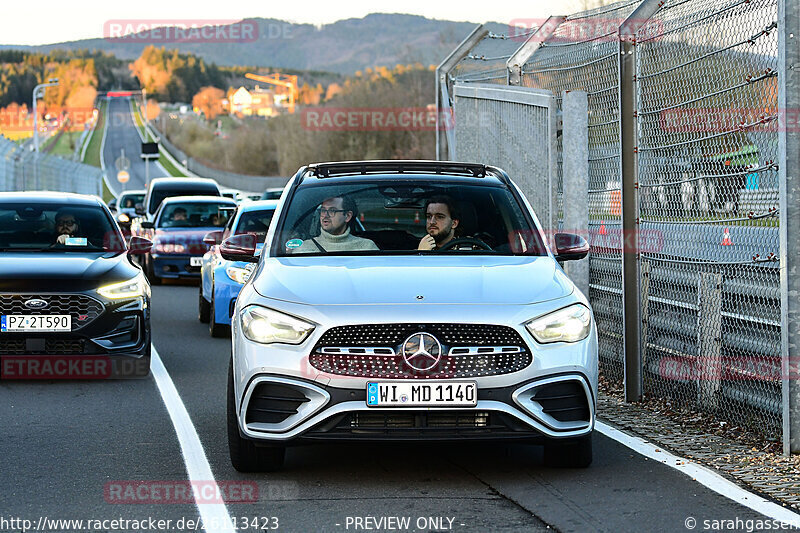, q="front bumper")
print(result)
[151,254,203,279]
[0,294,151,378]
[213,278,243,326]
[231,295,598,444]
